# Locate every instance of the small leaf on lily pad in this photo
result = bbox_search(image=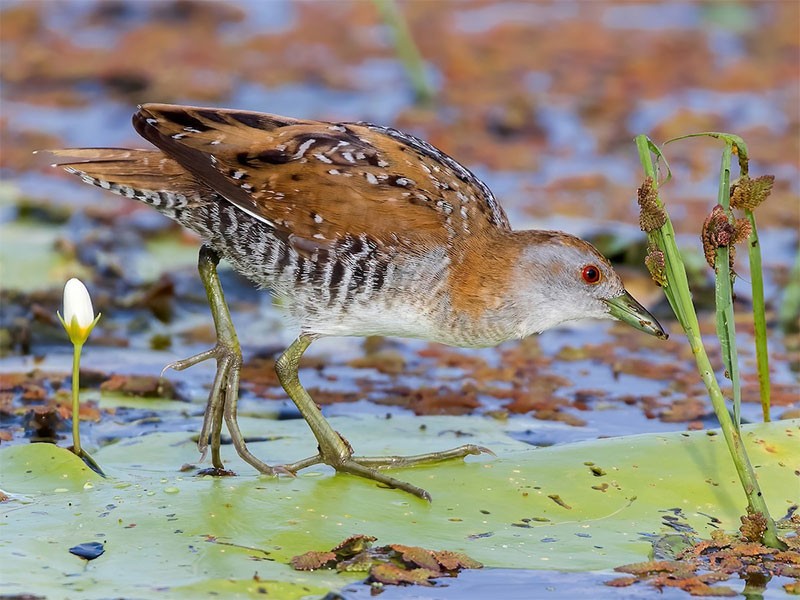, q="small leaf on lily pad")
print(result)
[389,544,441,572]
[69,541,104,560]
[726,542,772,557]
[369,564,438,586]
[433,549,483,571]
[683,584,738,597]
[610,516,799,595]
[290,551,336,571]
[615,560,684,575]
[332,534,376,558]
[290,535,481,587]
[336,551,373,573]
[547,494,572,509]
[100,374,176,398]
